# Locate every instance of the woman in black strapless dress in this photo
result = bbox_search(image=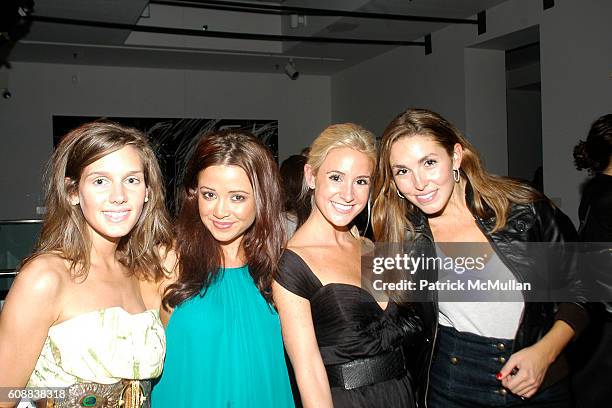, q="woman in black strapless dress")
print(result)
[273,123,423,408]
